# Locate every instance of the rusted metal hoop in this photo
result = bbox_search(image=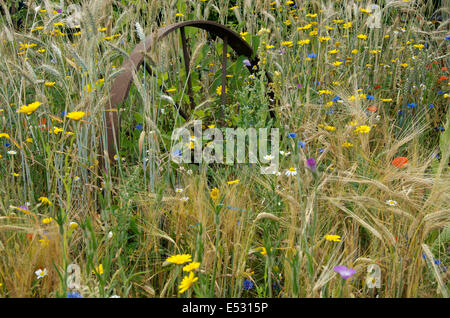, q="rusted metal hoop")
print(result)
[103,20,275,162]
